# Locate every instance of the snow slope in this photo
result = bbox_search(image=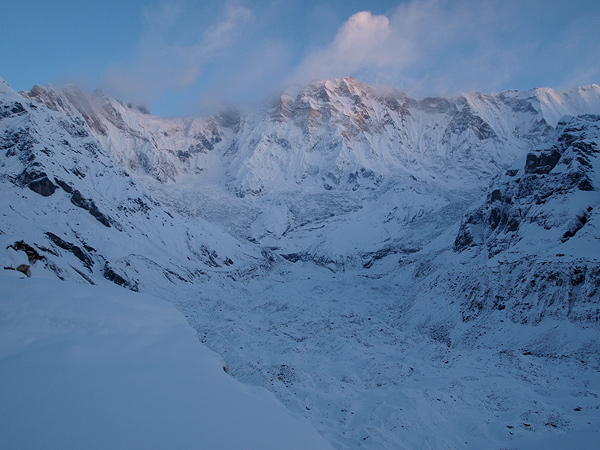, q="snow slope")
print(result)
[181,263,600,449]
[0,271,332,450]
